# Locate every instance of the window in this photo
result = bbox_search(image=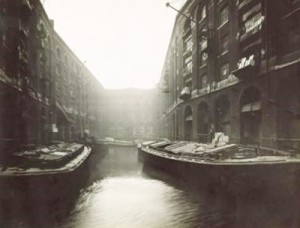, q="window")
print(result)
[184,55,192,75]
[200,6,207,20]
[183,21,192,61]
[56,47,61,59]
[199,25,208,67]
[199,74,208,88]
[183,22,193,75]
[185,61,193,73]
[199,26,208,51]
[220,35,229,54]
[183,20,192,38]
[184,55,192,64]
[220,63,229,78]
[219,6,229,26]
[185,36,193,53]
[200,37,208,51]
[244,12,263,33]
[200,51,208,66]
